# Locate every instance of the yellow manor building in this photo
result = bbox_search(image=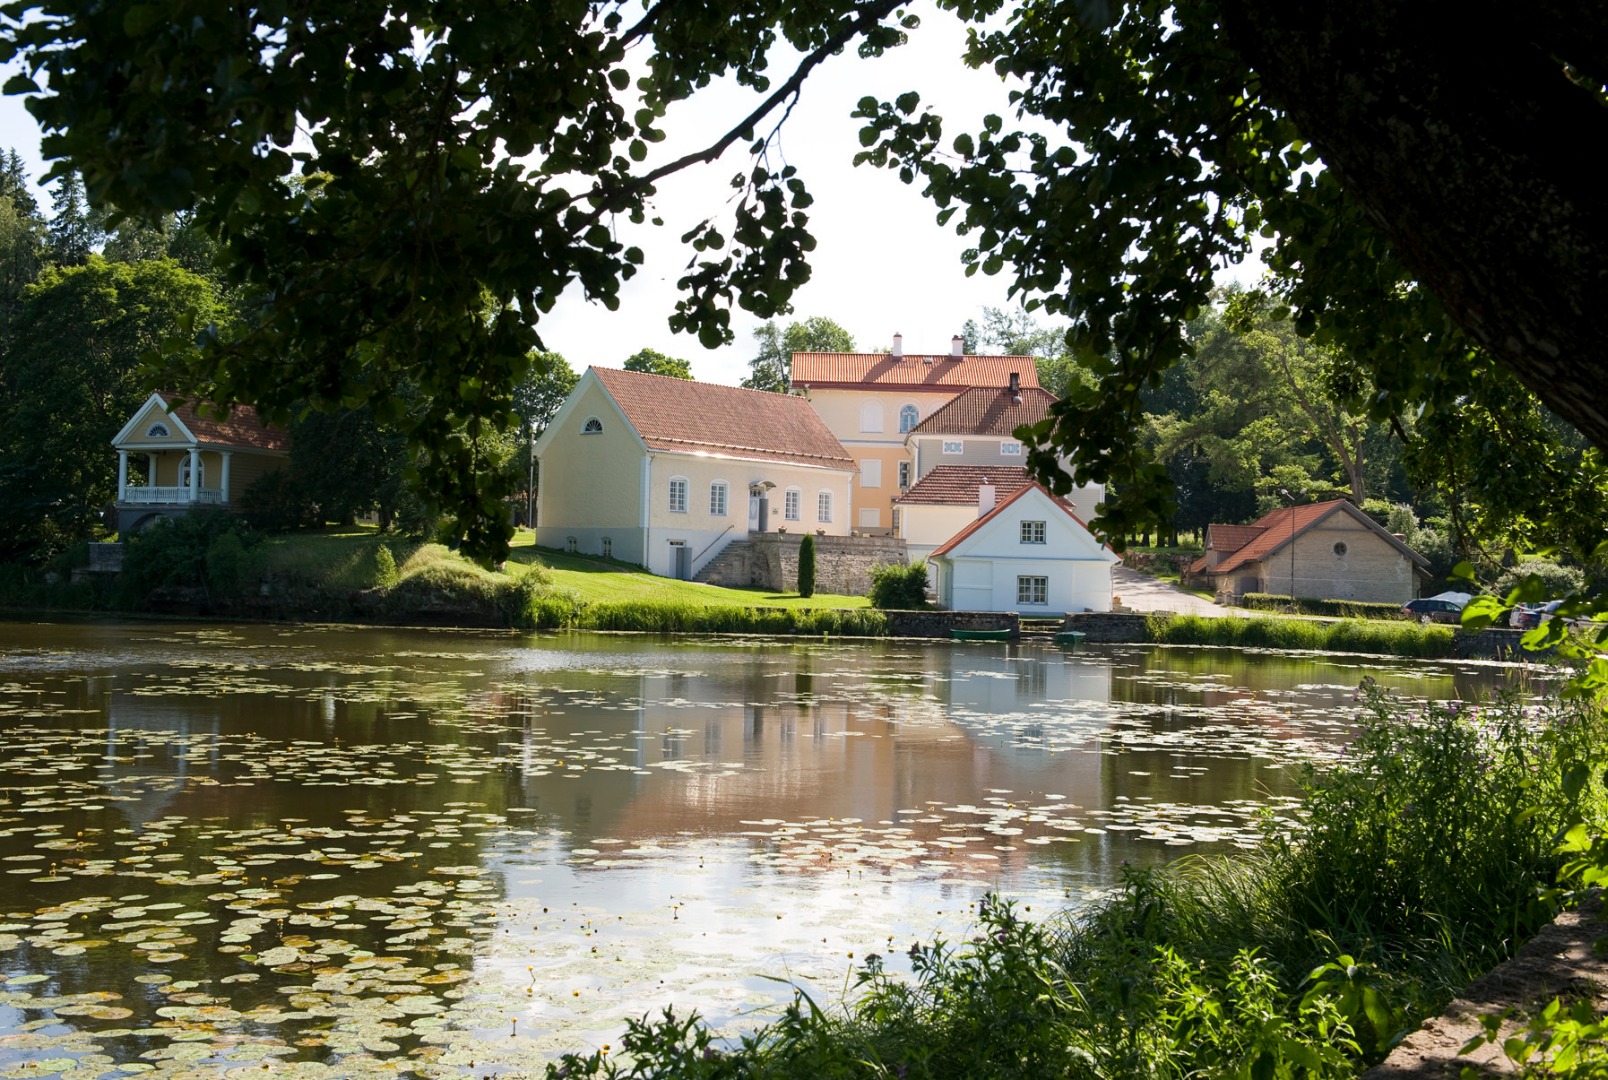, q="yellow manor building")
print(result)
[789,335,1041,536]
